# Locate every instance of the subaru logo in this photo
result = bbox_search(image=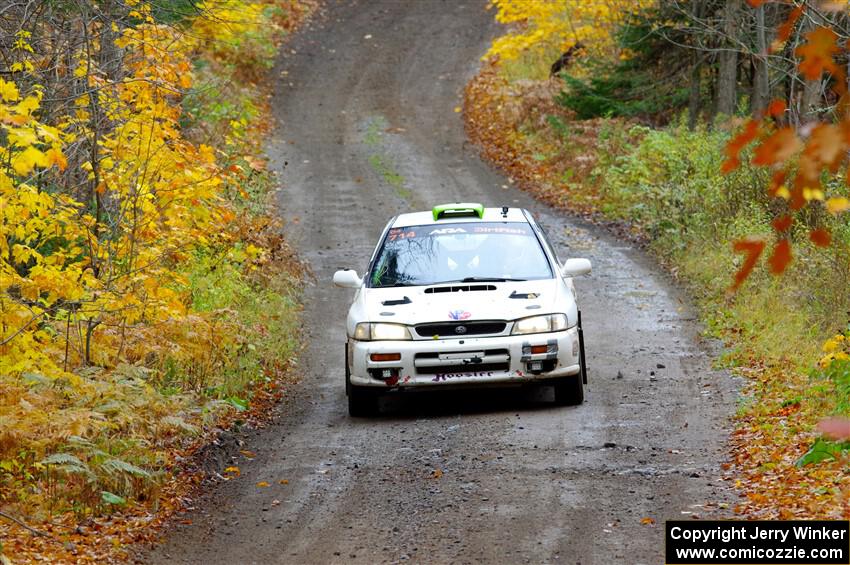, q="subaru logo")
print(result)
[455,325,467,335]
